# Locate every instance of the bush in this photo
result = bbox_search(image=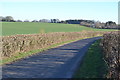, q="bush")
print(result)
[101,31,120,78]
